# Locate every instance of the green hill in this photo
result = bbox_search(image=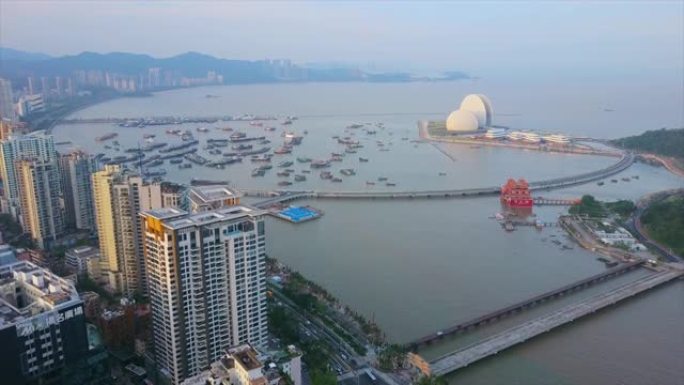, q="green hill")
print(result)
[640,194,684,257]
[610,128,684,159]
